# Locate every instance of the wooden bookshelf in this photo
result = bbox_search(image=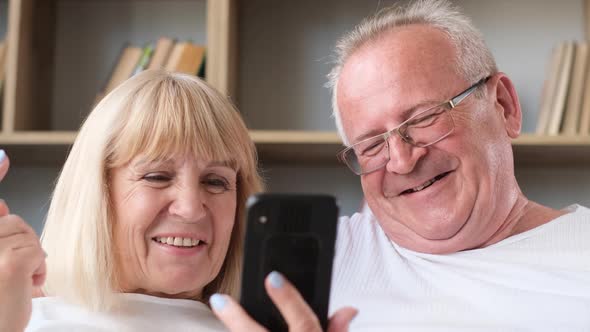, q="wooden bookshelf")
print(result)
[1,1,590,168]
